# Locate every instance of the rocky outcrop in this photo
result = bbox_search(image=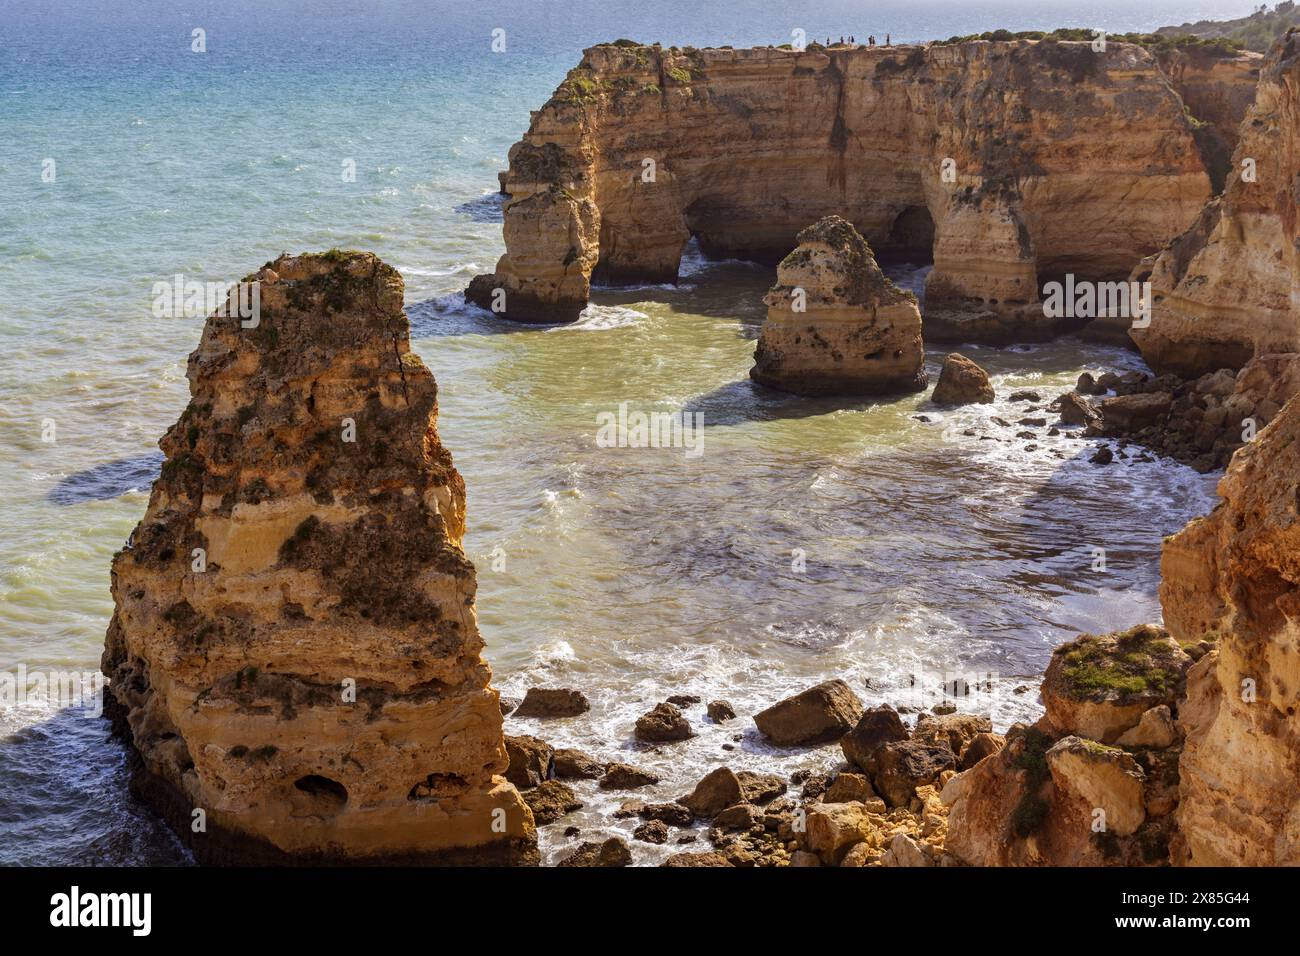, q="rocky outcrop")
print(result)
[944,624,1190,866]
[470,38,1251,339]
[1133,31,1299,376]
[102,251,536,865]
[1040,626,1192,744]
[1161,391,1300,865]
[931,353,994,405]
[750,216,925,395]
[1053,354,1300,471]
